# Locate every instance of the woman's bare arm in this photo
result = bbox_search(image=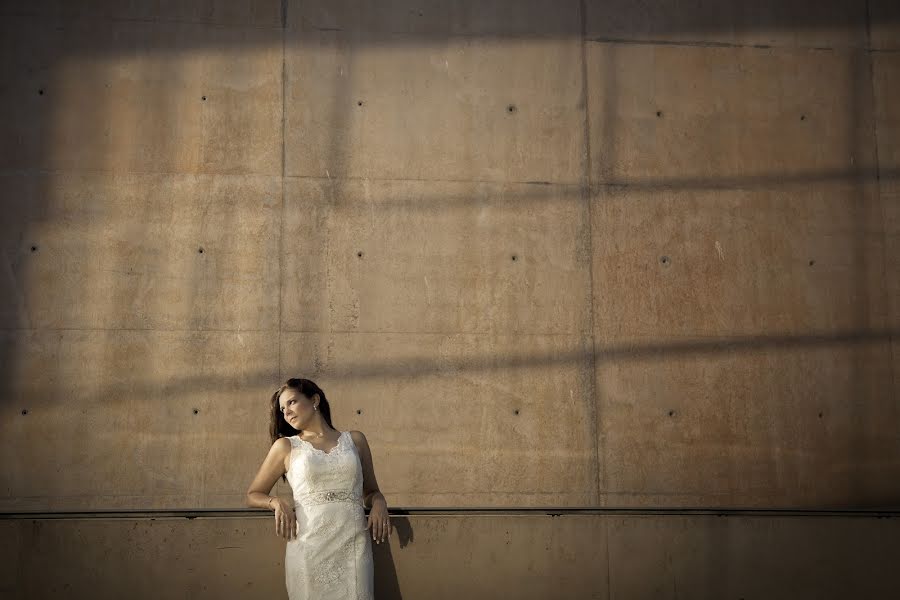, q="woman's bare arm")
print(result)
[246,437,292,508]
[350,430,385,509]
